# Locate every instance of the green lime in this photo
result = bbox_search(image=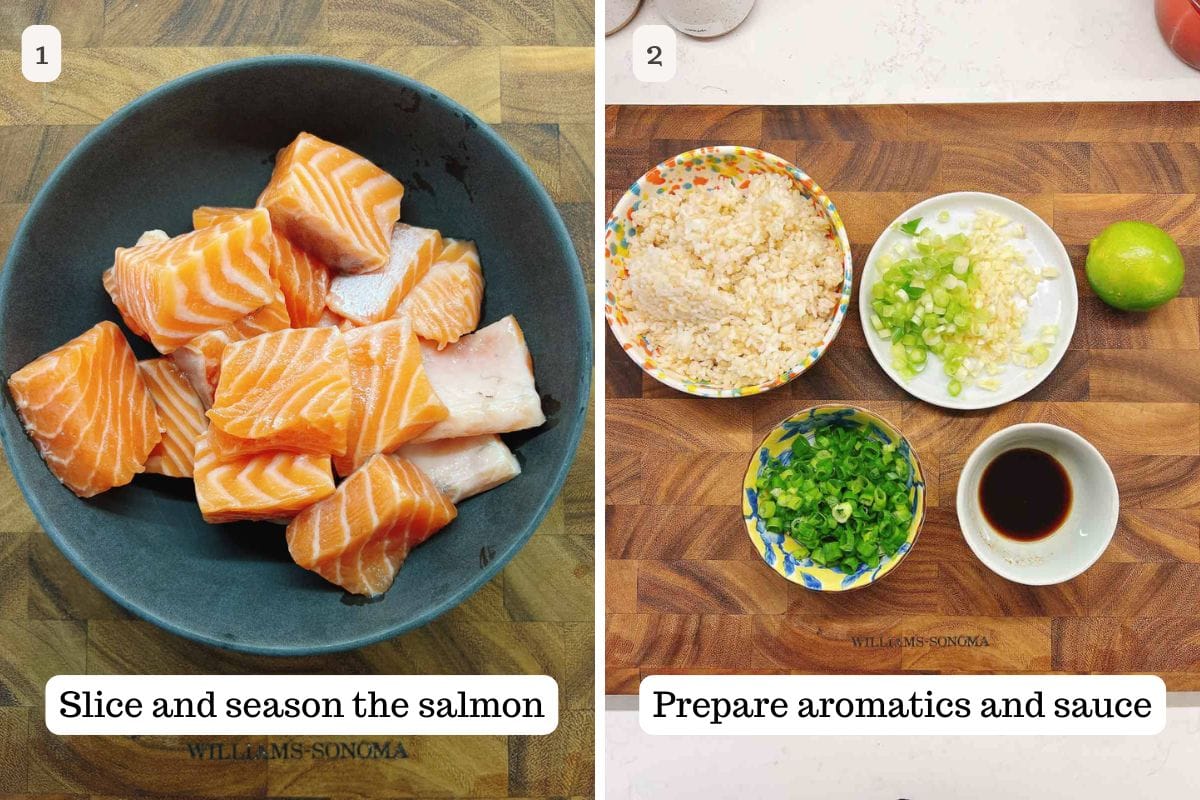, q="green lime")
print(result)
[1085,221,1185,311]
